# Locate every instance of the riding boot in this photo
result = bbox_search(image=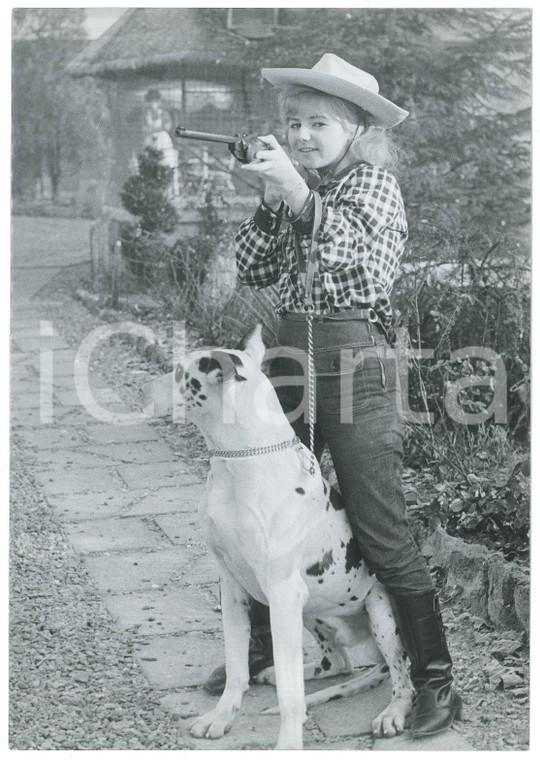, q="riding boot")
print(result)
[204,598,273,696]
[388,588,463,738]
